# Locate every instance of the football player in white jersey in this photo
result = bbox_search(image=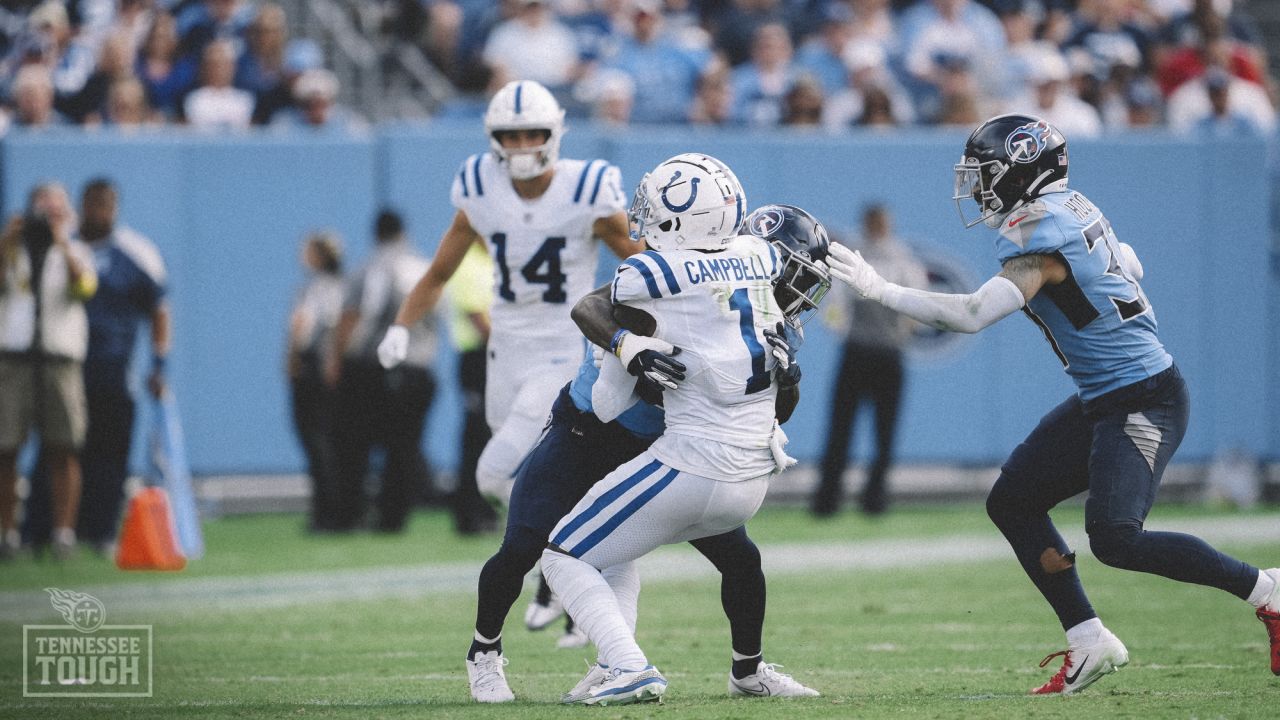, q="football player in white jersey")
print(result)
[538,154,830,705]
[379,80,637,503]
